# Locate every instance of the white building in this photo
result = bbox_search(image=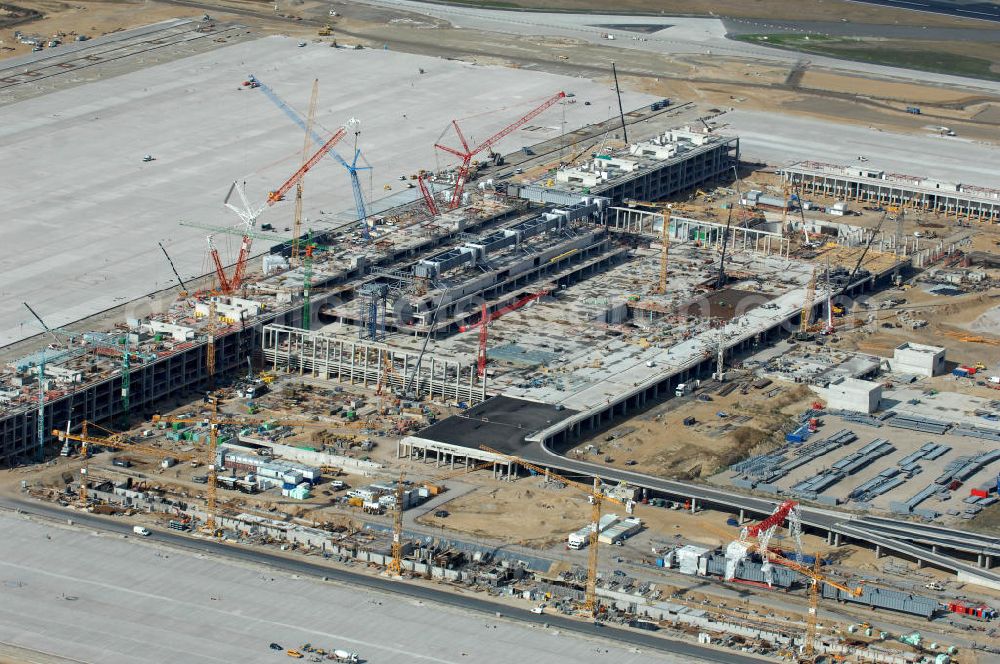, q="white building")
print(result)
[892,342,946,377]
[824,377,882,414]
